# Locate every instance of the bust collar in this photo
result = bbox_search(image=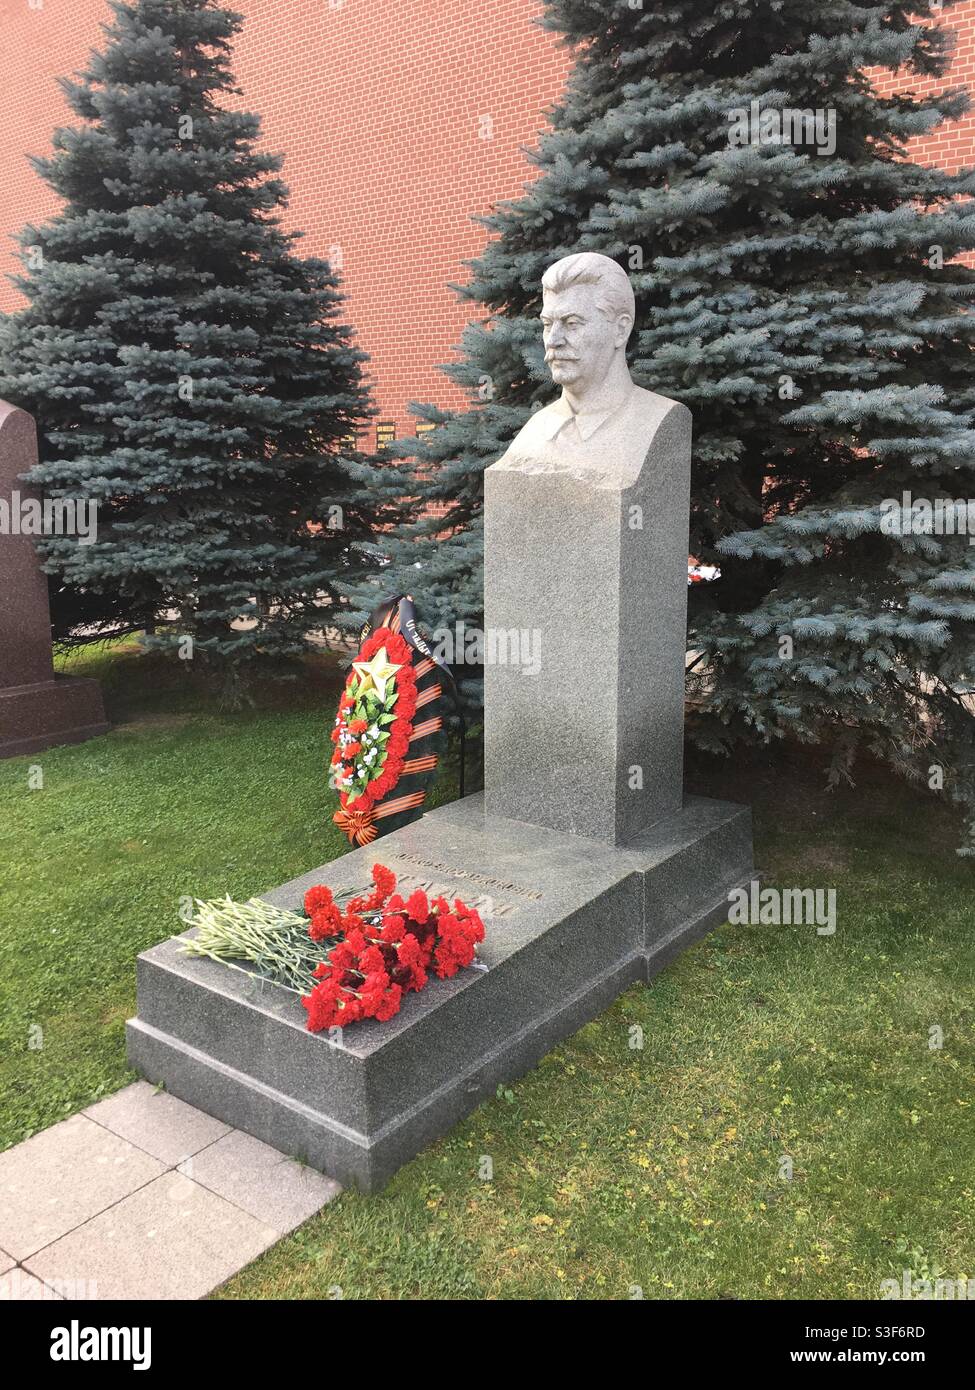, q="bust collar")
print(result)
[534,380,635,443]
